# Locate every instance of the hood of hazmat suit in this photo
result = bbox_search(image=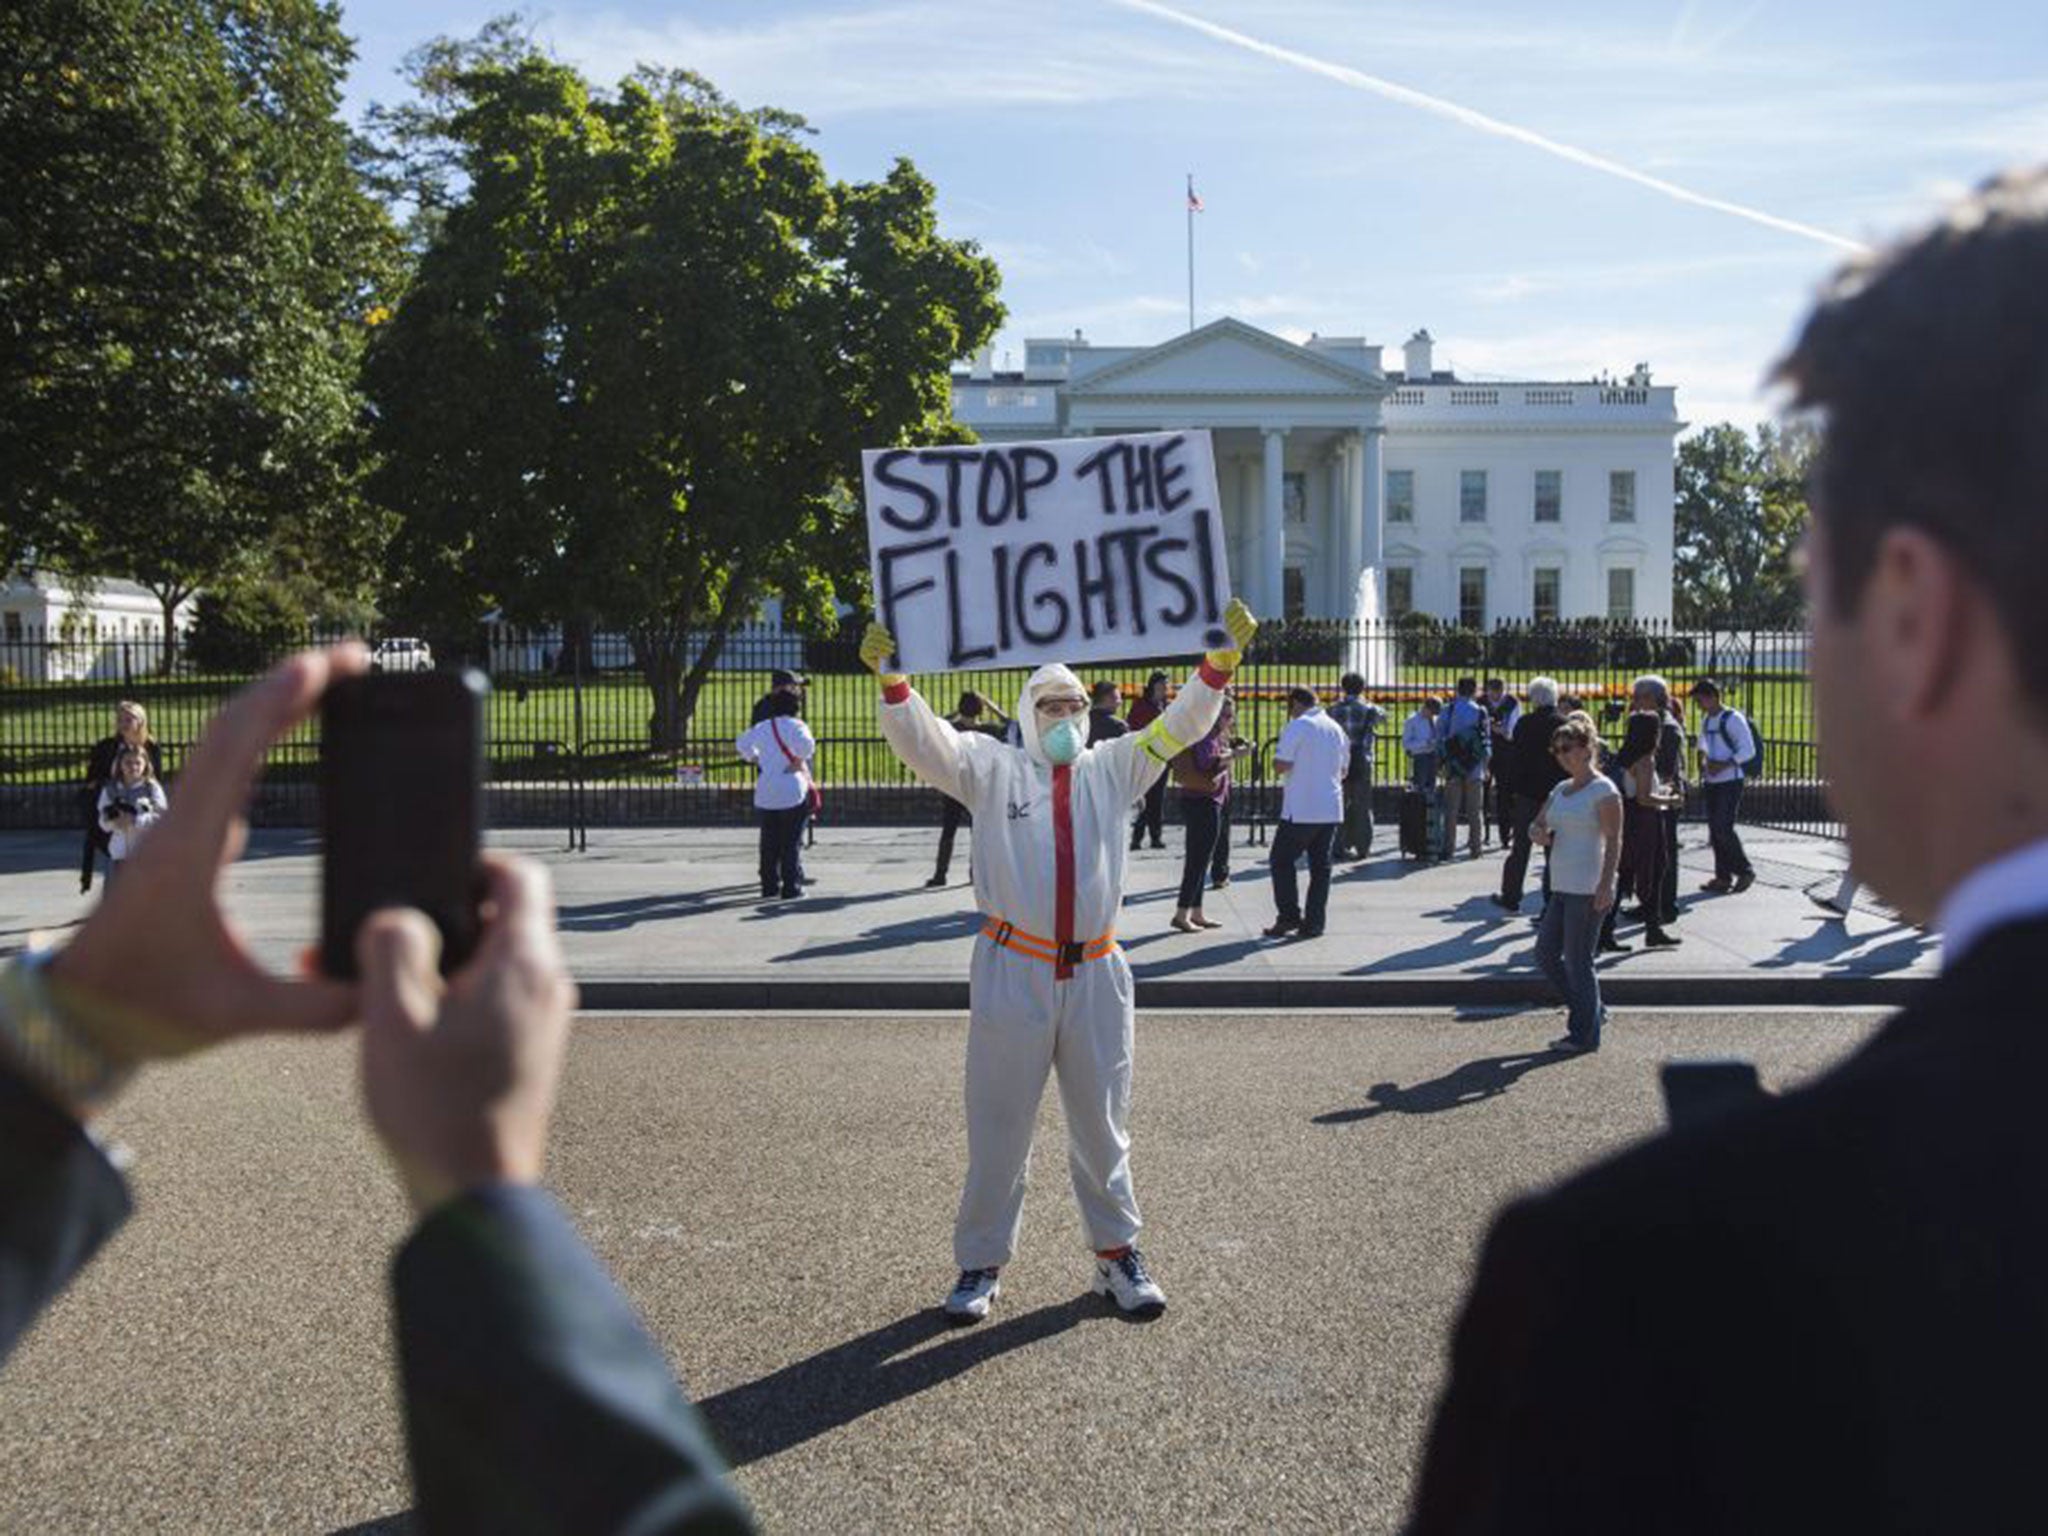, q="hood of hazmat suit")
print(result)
[1015,663,1089,768]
